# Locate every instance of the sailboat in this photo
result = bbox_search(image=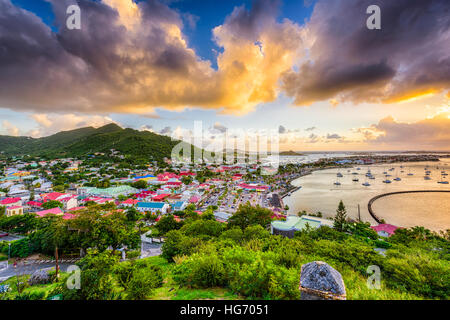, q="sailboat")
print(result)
[407,167,413,176]
[362,175,370,186]
[334,177,341,186]
[393,168,401,181]
[438,174,449,184]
